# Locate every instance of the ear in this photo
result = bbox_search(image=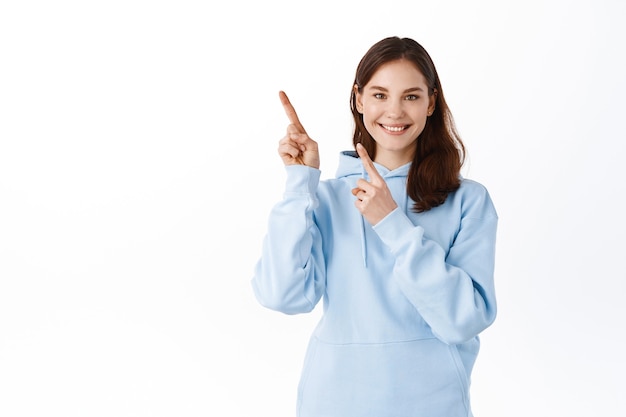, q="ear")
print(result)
[428,89,437,115]
[354,84,364,114]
